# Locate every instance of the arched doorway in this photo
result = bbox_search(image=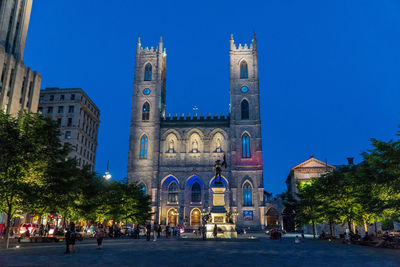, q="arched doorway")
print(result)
[282,208,295,232]
[265,208,279,228]
[190,208,201,226]
[167,208,178,226]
